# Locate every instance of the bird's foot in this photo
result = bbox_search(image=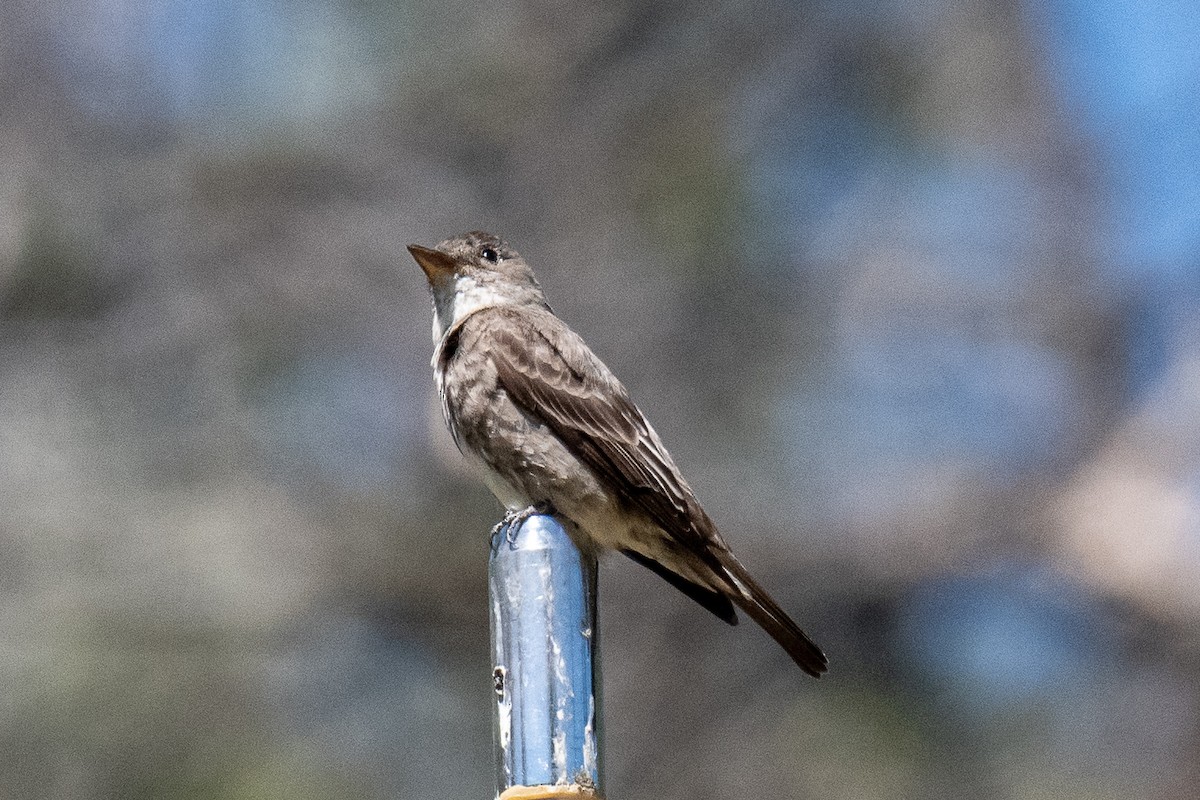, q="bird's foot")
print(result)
[493,502,556,545]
